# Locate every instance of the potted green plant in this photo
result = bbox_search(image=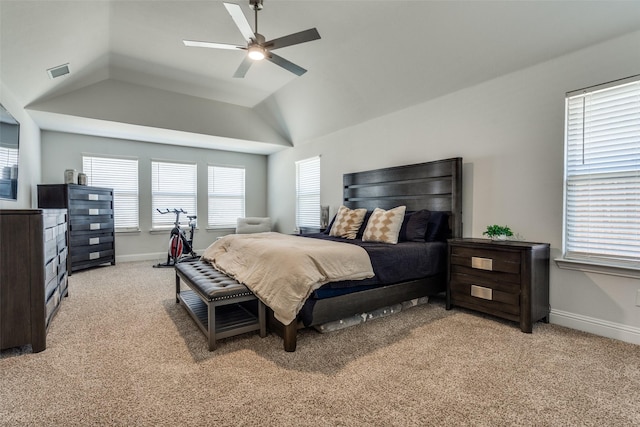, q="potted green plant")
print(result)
[483,224,513,241]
